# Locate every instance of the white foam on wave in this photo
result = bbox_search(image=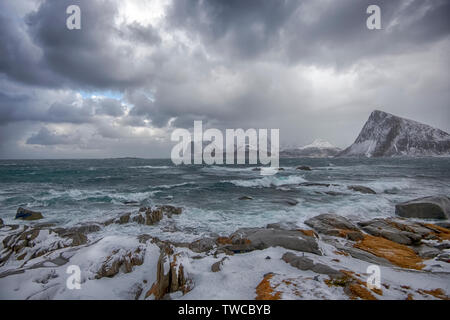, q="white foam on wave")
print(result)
[201,166,256,173]
[363,179,413,193]
[129,165,171,169]
[152,182,197,190]
[34,188,159,204]
[225,175,307,188]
